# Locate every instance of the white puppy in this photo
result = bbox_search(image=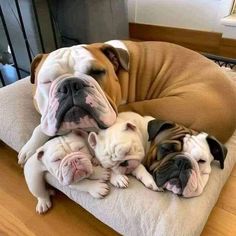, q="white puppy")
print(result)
[88,112,160,191]
[24,131,110,214]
